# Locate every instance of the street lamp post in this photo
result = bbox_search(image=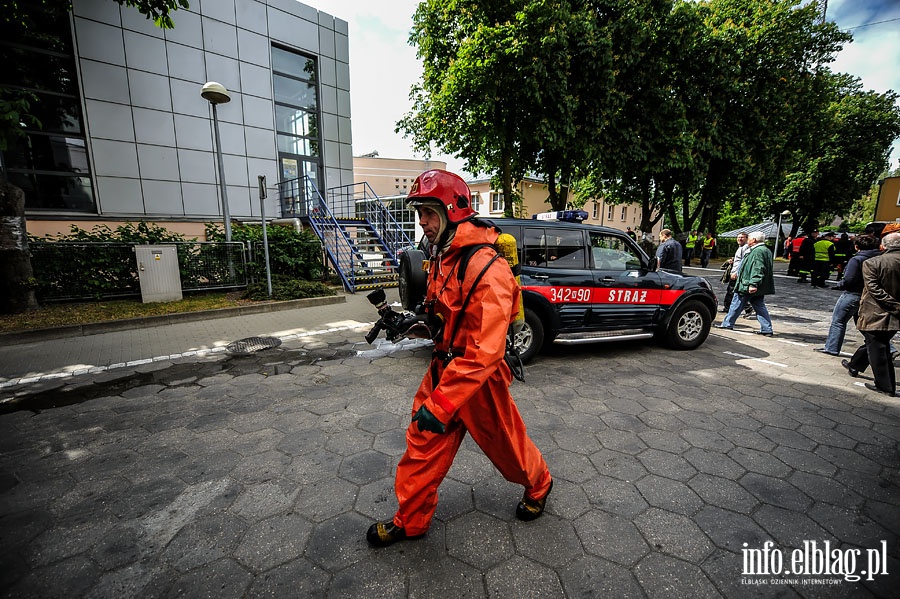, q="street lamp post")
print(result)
[774,209,791,258]
[201,81,232,242]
